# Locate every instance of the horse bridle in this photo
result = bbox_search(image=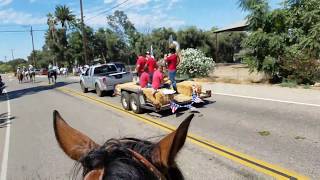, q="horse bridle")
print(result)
[127,149,166,180]
[93,139,166,180]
